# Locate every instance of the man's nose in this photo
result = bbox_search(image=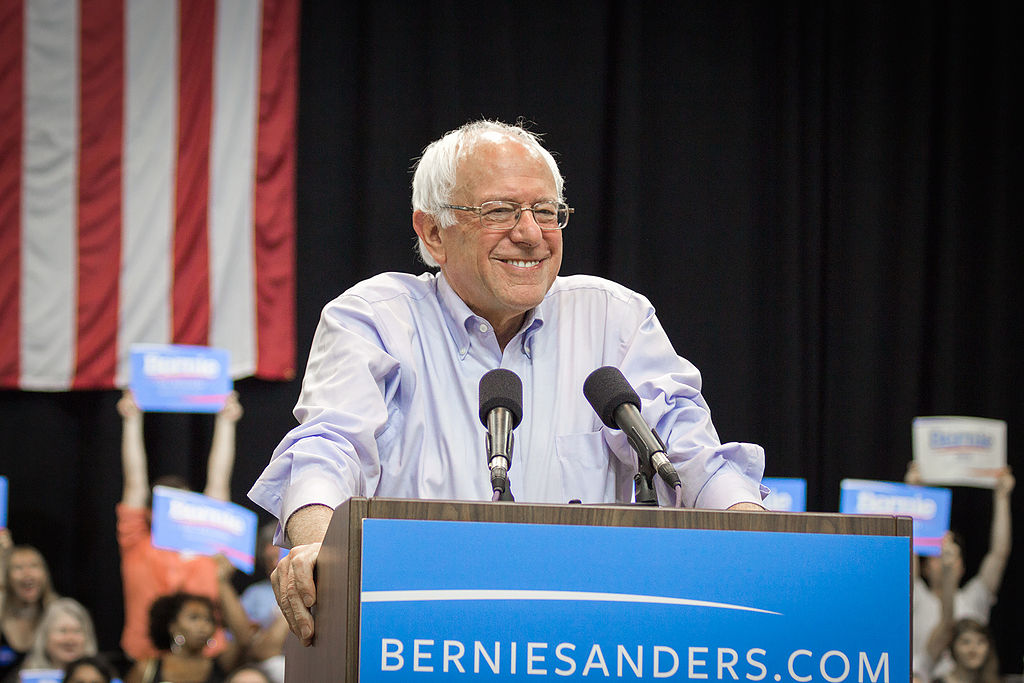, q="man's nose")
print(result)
[510,208,543,241]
